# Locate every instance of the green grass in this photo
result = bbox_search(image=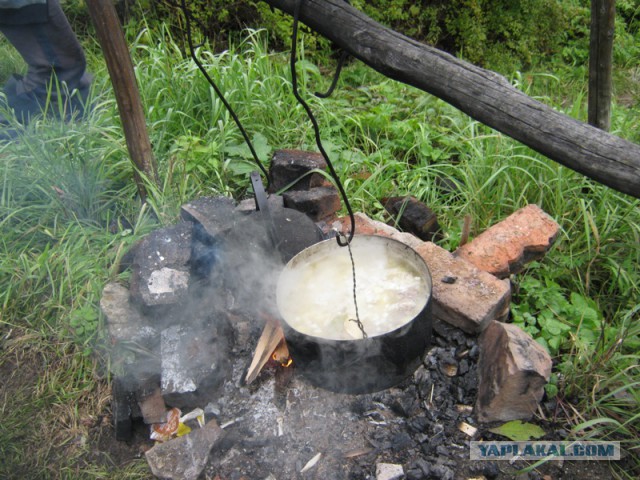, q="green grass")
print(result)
[1,23,639,479]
